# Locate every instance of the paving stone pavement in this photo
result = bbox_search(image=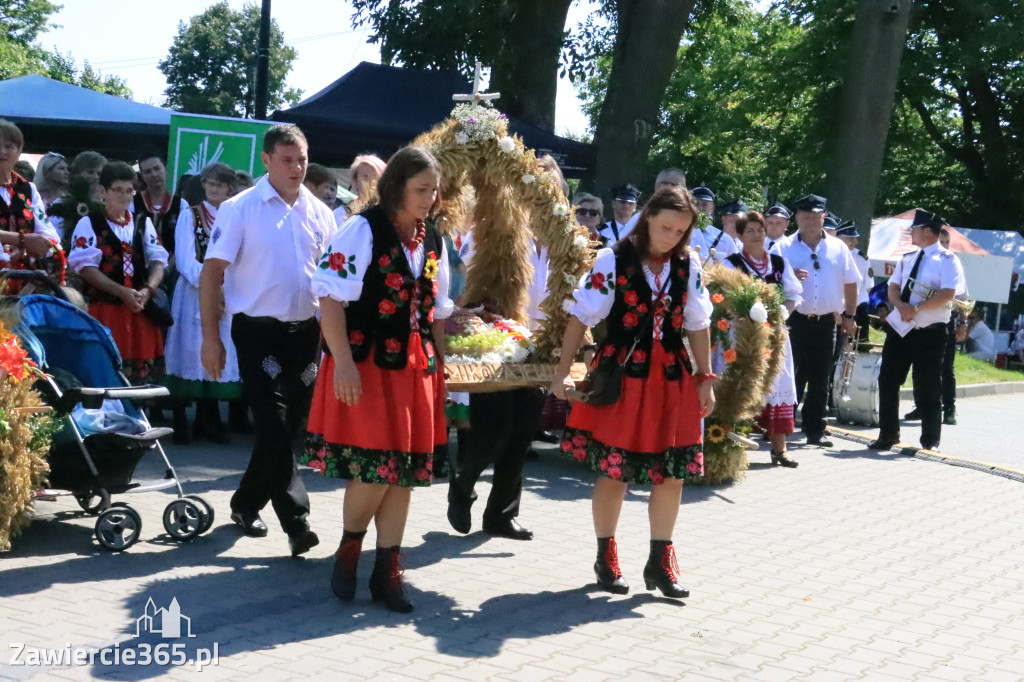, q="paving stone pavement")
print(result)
[2,414,1024,681]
